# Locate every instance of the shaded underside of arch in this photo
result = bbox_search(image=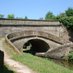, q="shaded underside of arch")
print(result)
[23,39,50,55]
